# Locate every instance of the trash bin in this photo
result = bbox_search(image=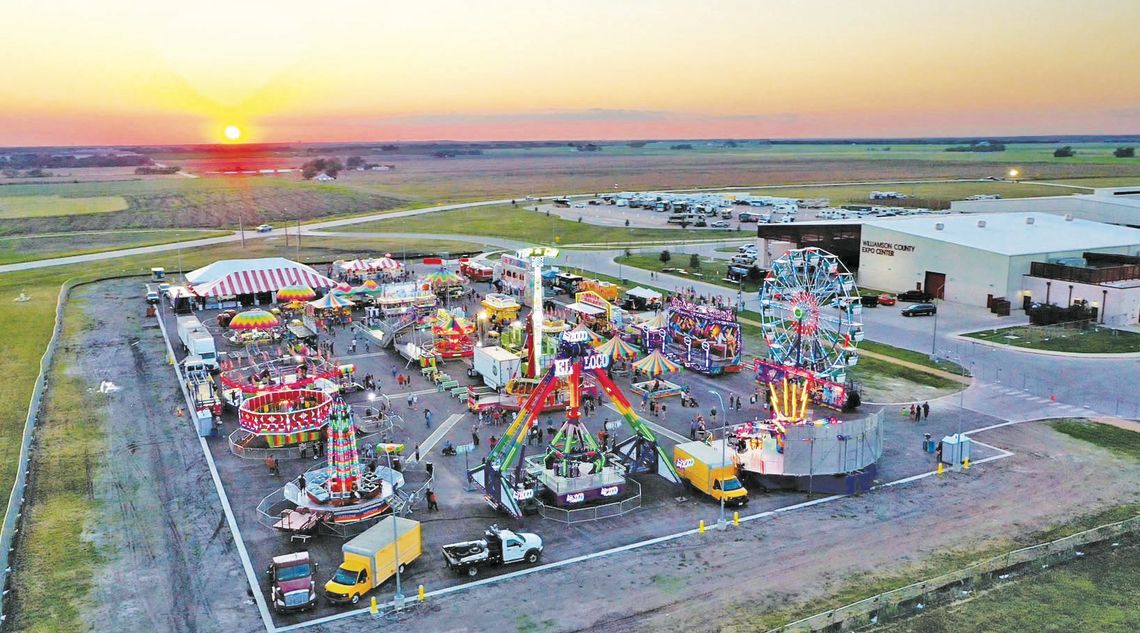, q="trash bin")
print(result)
[425,461,434,478]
